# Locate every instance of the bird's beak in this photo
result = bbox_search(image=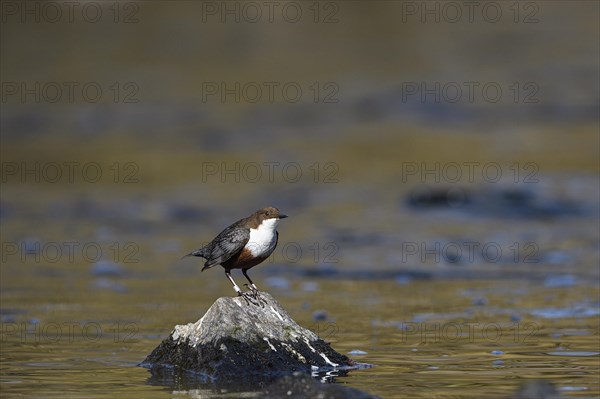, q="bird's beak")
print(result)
[279,214,288,219]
